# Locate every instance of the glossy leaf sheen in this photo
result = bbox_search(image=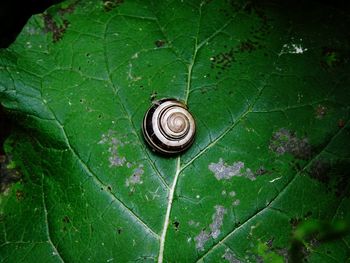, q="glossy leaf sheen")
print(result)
[1,1,350,262]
